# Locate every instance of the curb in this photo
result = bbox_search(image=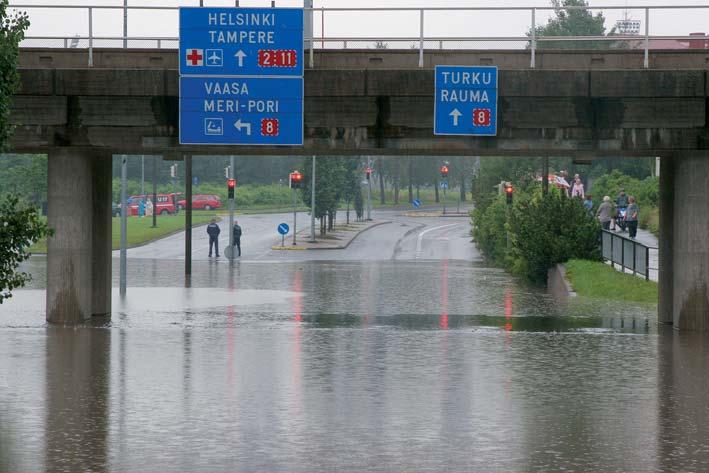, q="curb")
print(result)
[271,245,309,251]
[273,221,391,251]
[547,263,577,300]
